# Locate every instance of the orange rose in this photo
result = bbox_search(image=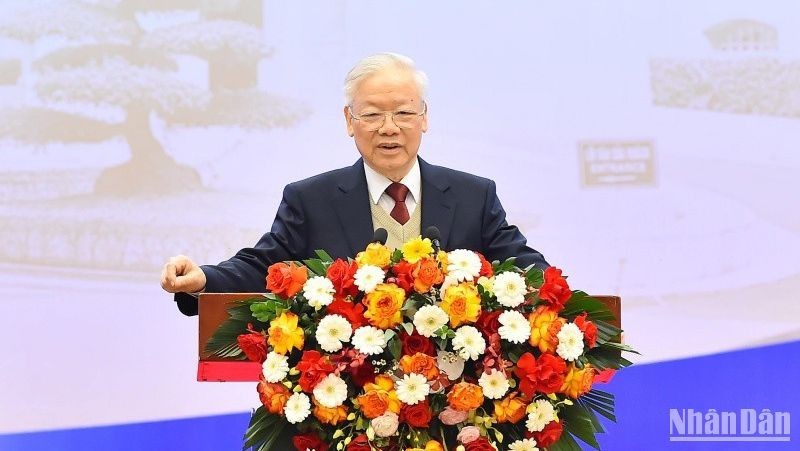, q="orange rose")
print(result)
[257,380,290,415]
[412,258,445,293]
[313,399,348,425]
[447,382,484,412]
[364,283,405,329]
[441,283,481,327]
[357,375,401,419]
[493,392,528,423]
[266,262,308,298]
[560,364,595,399]
[399,353,440,380]
[528,306,566,354]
